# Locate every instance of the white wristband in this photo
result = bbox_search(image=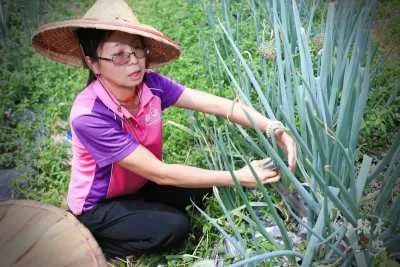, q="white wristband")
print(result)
[266,120,285,138]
